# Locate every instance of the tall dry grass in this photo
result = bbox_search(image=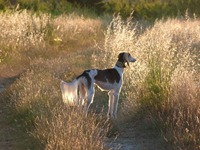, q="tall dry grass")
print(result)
[162,68,200,149]
[0,10,50,64]
[0,10,49,47]
[9,58,109,150]
[3,10,200,149]
[0,10,103,65]
[1,10,108,149]
[51,14,103,51]
[93,15,200,149]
